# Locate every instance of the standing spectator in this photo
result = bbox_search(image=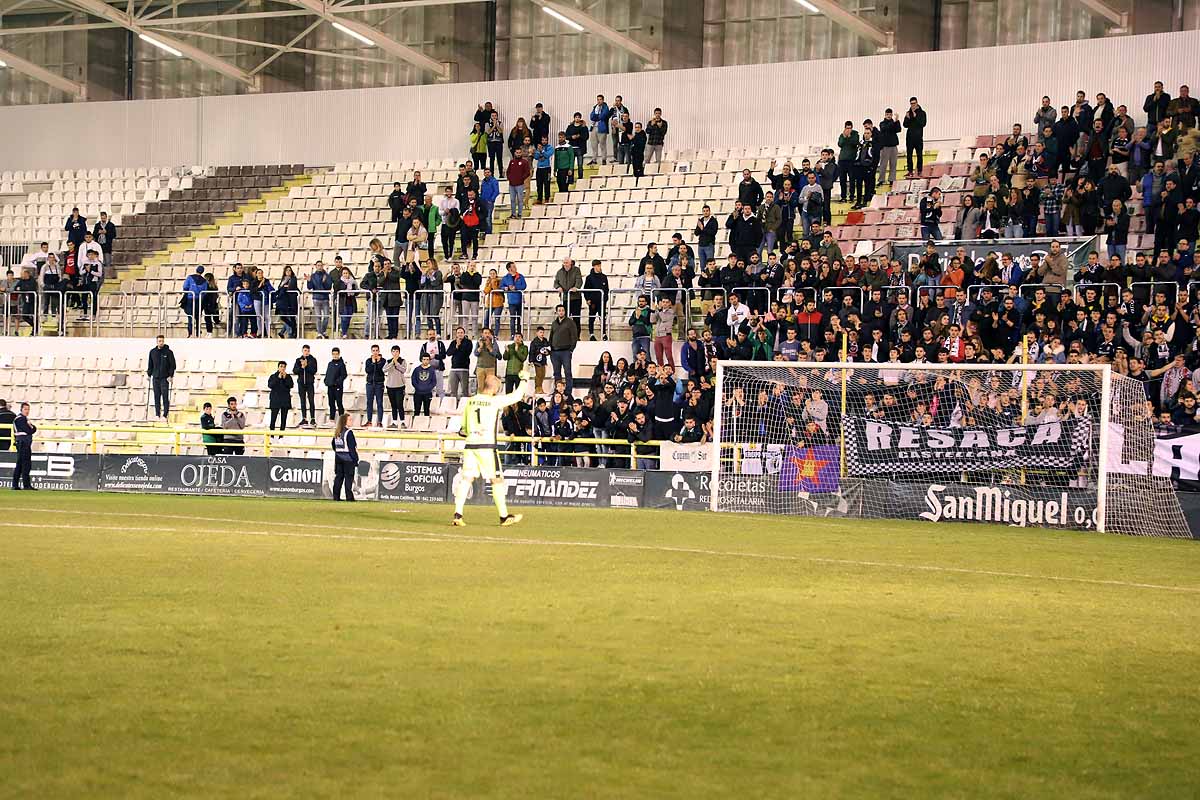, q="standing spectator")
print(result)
[293,345,318,428]
[419,193,439,260]
[390,259,412,338]
[837,121,860,202]
[331,413,360,502]
[737,169,764,211]
[566,112,590,182]
[388,181,405,223]
[79,246,103,320]
[757,192,782,256]
[92,211,116,276]
[583,259,610,341]
[589,95,610,164]
[903,98,928,178]
[334,265,358,338]
[469,122,487,171]
[0,399,14,452]
[555,257,583,322]
[324,347,347,422]
[652,297,676,372]
[507,117,531,160]
[267,361,294,435]
[456,261,482,332]
[629,293,653,360]
[550,304,580,396]
[221,397,246,455]
[447,326,473,398]
[694,205,718,272]
[63,207,87,252]
[609,96,631,161]
[554,131,575,194]
[275,266,300,339]
[475,327,501,390]
[1144,81,1171,129]
[797,172,825,239]
[528,326,551,395]
[852,127,878,210]
[200,402,223,456]
[503,333,528,393]
[499,262,527,336]
[534,134,554,205]
[506,149,530,219]
[436,186,461,259]
[876,107,901,186]
[306,260,333,339]
[146,335,175,422]
[10,402,35,491]
[815,149,838,225]
[626,122,648,181]
[360,256,381,338]
[919,188,943,240]
[410,354,437,418]
[459,189,482,259]
[419,259,443,335]
[420,327,447,399]
[485,109,505,173]
[383,345,407,430]
[646,108,668,169]
[364,344,385,429]
[404,170,427,206]
[181,266,207,338]
[482,268,504,335]
[1167,85,1197,129]
[529,102,551,147]
[479,170,499,241]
